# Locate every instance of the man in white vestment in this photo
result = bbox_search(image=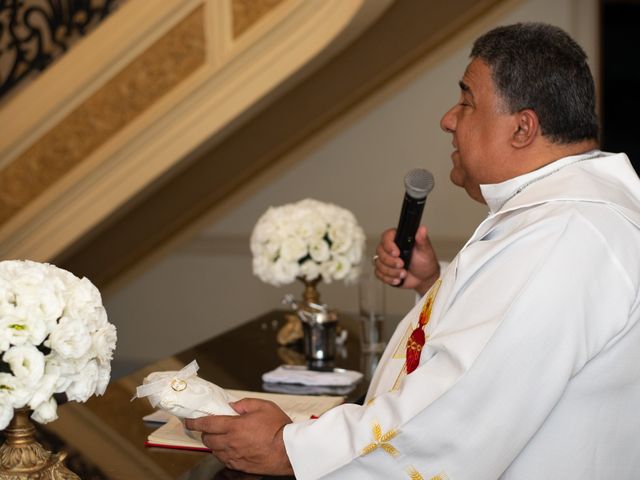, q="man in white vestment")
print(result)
[186,23,640,479]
